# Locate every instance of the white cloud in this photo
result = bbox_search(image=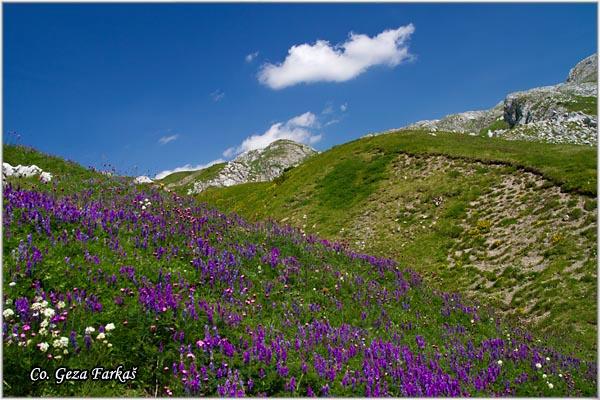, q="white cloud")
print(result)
[258,24,415,89]
[322,104,334,115]
[154,159,225,180]
[340,103,348,112]
[224,111,322,158]
[158,134,179,145]
[245,51,259,63]
[211,89,225,102]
